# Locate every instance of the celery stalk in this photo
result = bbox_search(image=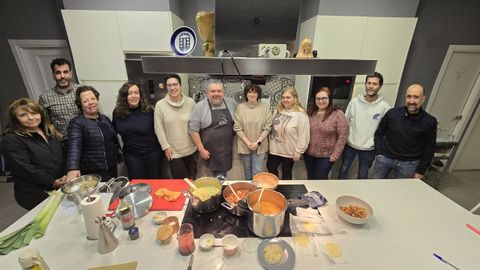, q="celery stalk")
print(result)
[0,190,64,255]
[33,191,64,239]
